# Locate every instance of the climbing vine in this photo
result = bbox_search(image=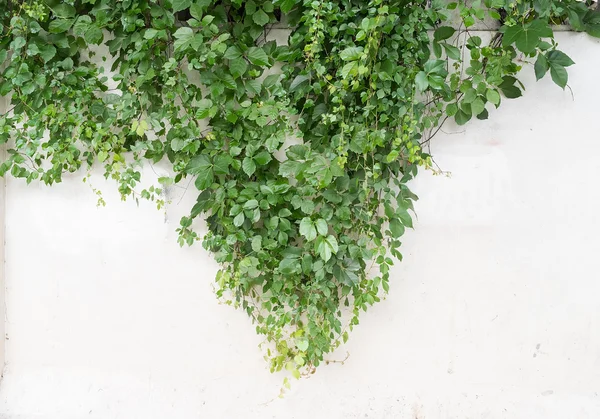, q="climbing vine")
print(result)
[1,0,599,384]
